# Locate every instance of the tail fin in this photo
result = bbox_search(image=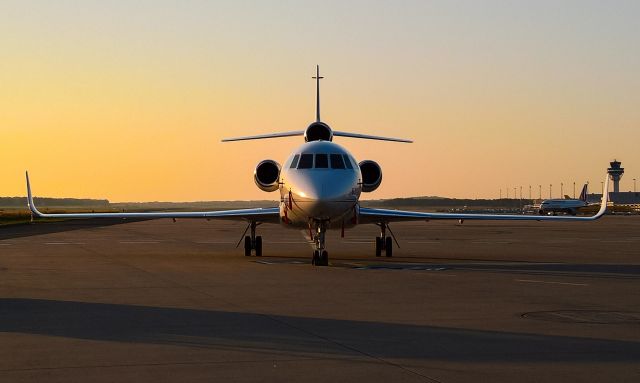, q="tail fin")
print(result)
[312,65,323,122]
[579,183,588,202]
